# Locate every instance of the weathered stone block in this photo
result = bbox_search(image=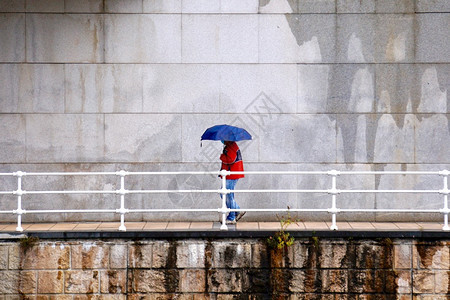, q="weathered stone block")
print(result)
[182,0,257,13]
[289,269,308,292]
[435,271,450,294]
[26,14,104,63]
[182,0,220,13]
[105,14,181,63]
[65,270,99,293]
[0,270,35,294]
[47,295,73,300]
[65,64,143,113]
[104,114,182,162]
[260,114,336,163]
[7,244,20,270]
[182,15,258,63]
[375,15,415,63]
[355,243,393,269]
[269,247,294,269]
[100,270,127,293]
[153,242,172,268]
[348,270,384,293]
[65,0,103,13]
[416,0,450,12]
[412,270,434,293]
[259,14,335,63]
[143,0,181,13]
[220,64,297,114]
[415,114,450,163]
[321,270,348,293]
[299,0,335,13]
[21,64,65,112]
[298,64,330,113]
[251,242,269,268]
[0,115,25,163]
[21,243,70,270]
[0,0,25,12]
[179,270,205,292]
[0,271,19,293]
[375,64,419,113]
[0,14,25,62]
[211,241,251,268]
[259,0,297,13]
[373,114,415,163]
[337,114,415,163]
[242,269,270,294]
[416,66,449,113]
[396,270,412,294]
[71,243,110,269]
[420,296,449,300]
[207,269,242,293]
[0,64,19,112]
[292,242,312,269]
[177,241,205,268]
[328,65,375,113]
[337,15,375,63]
[337,0,375,13]
[319,242,348,268]
[0,64,65,113]
[110,244,127,269]
[142,64,220,113]
[105,0,142,13]
[129,243,153,268]
[394,244,412,269]
[415,242,450,270]
[0,245,7,269]
[375,0,414,13]
[26,0,64,12]
[416,14,450,62]
[128,269,169,293]
[19,271,36,294]
[38,270,63,293]
[221,0,258,13]
[26,114,105,163]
